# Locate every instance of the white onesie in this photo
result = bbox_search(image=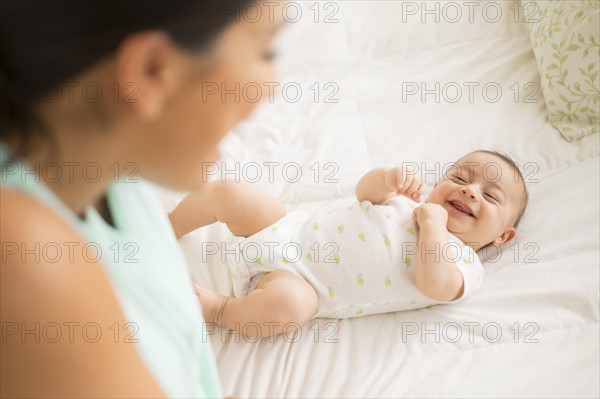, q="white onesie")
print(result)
[225,196,484,319]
